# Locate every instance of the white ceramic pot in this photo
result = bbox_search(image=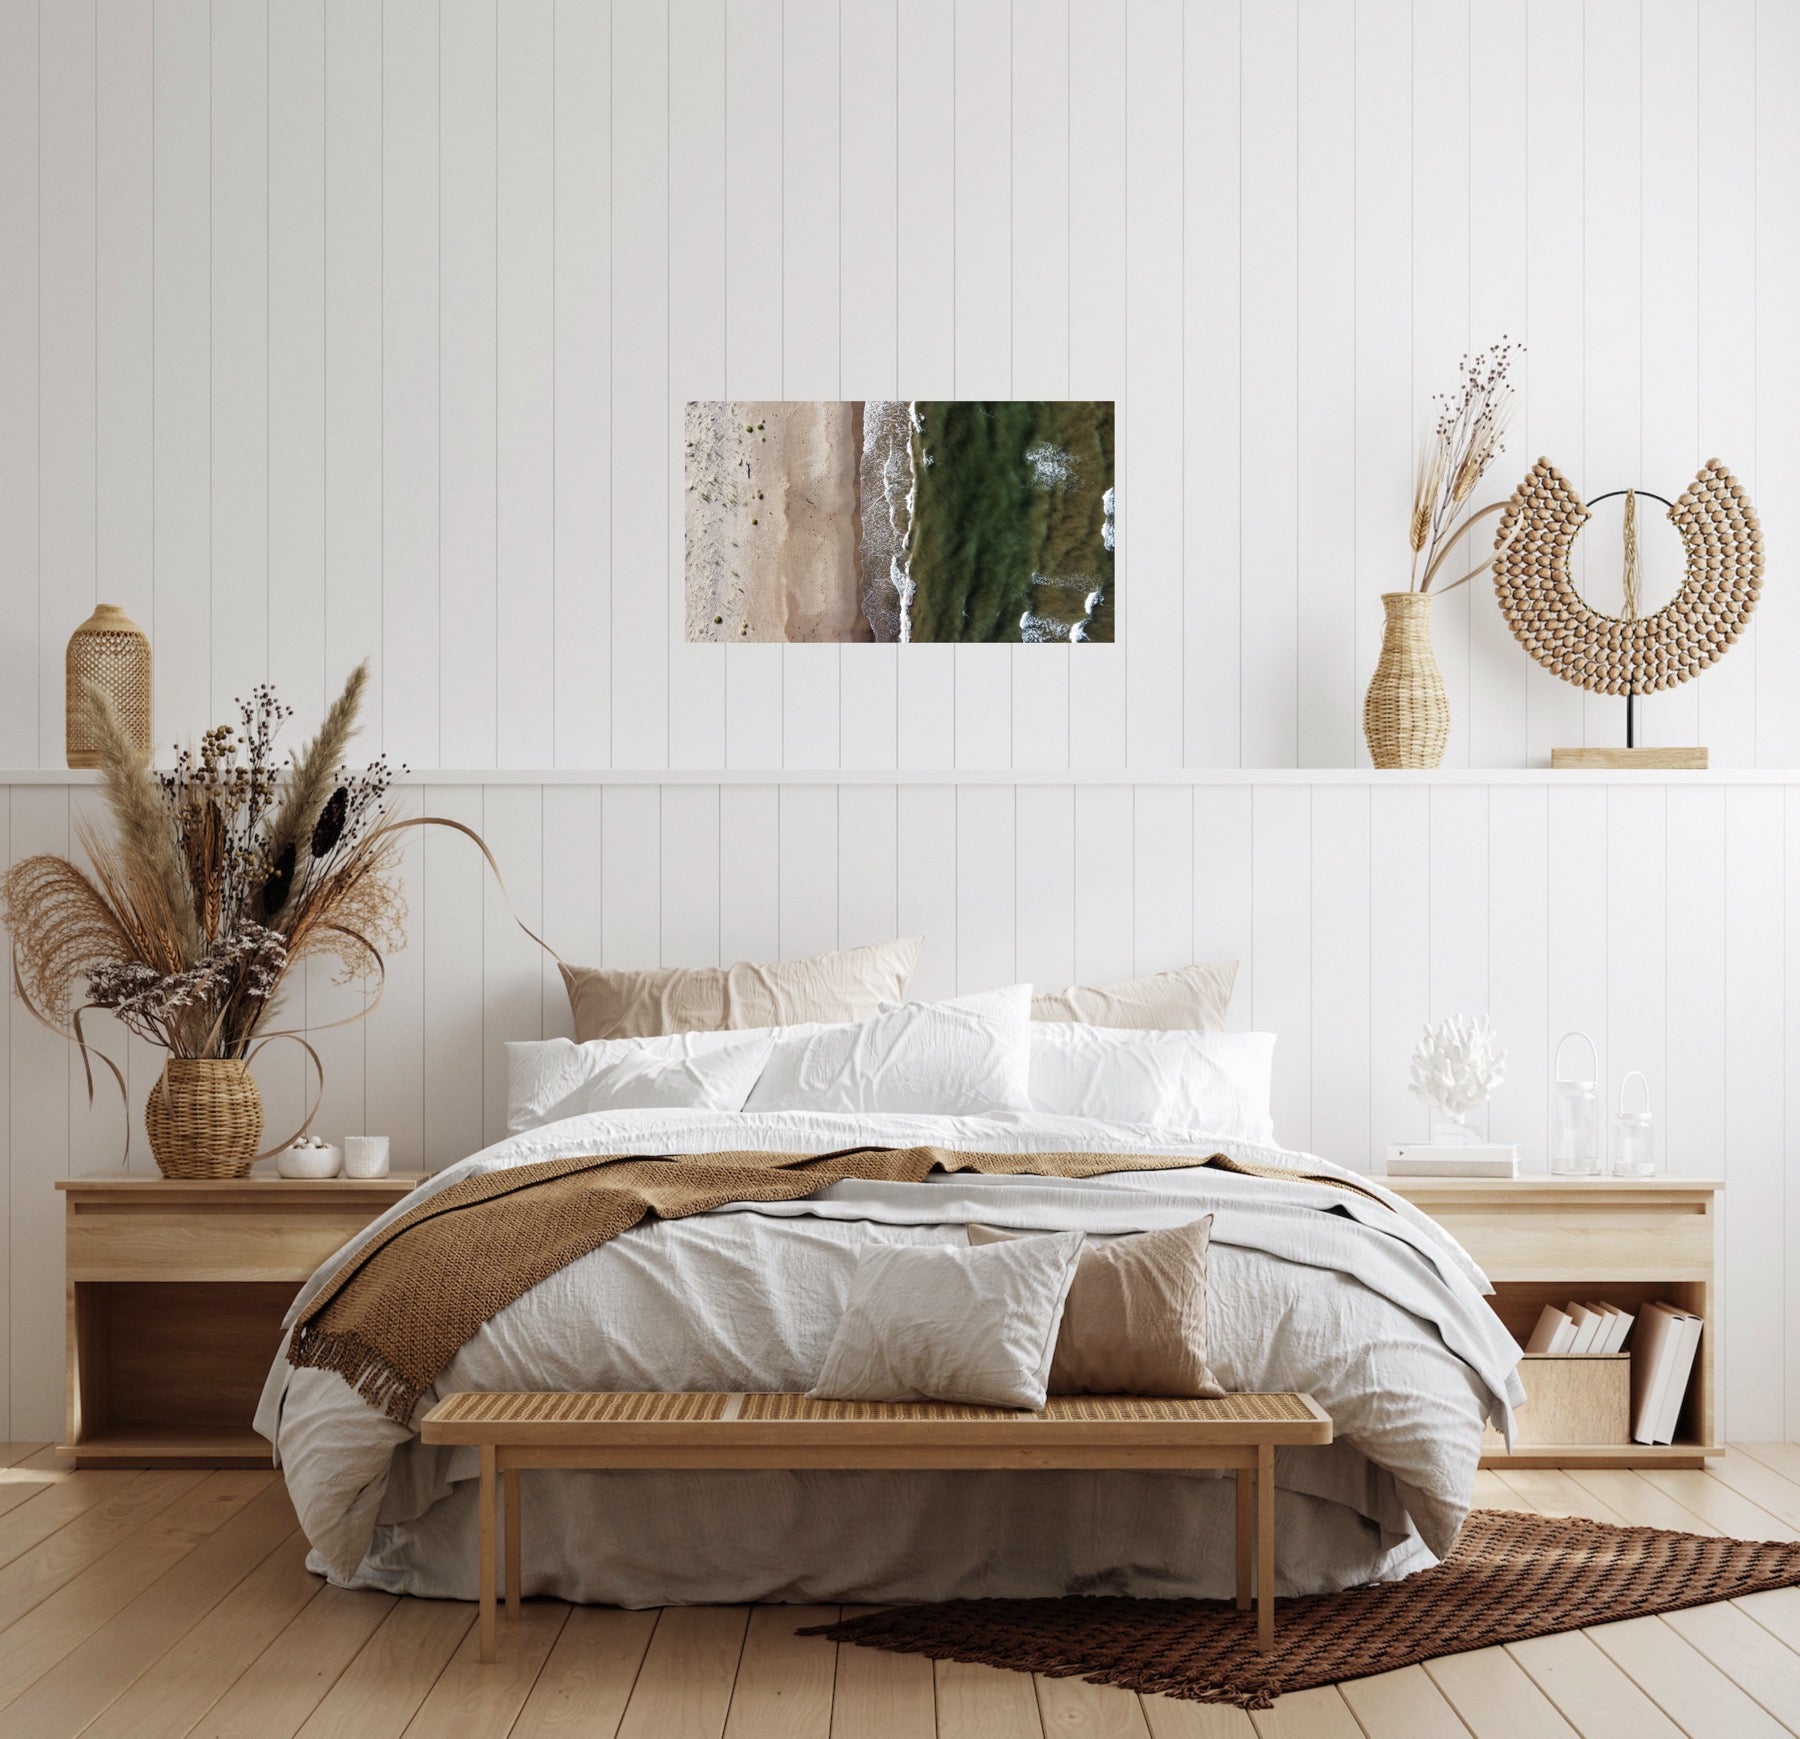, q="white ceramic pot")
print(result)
[277,1137,343,1179]
[343,1135,391,1178]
